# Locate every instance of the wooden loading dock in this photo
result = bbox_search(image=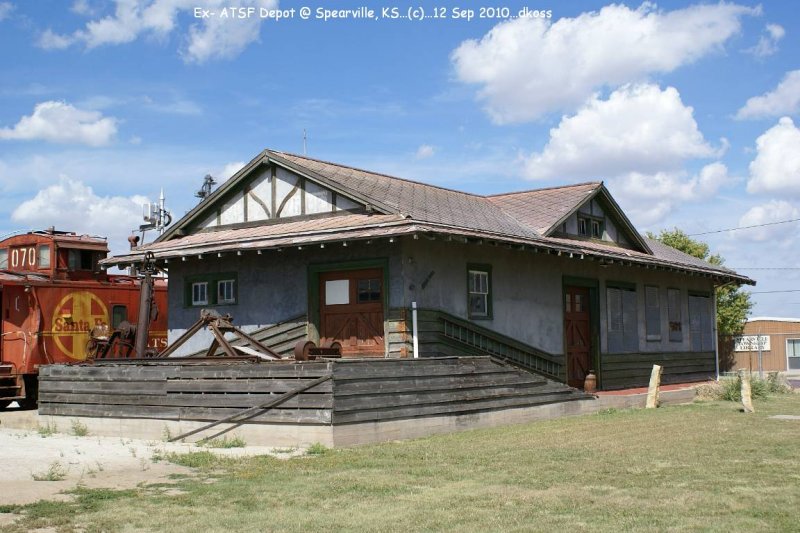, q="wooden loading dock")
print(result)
[37,357,592,447]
